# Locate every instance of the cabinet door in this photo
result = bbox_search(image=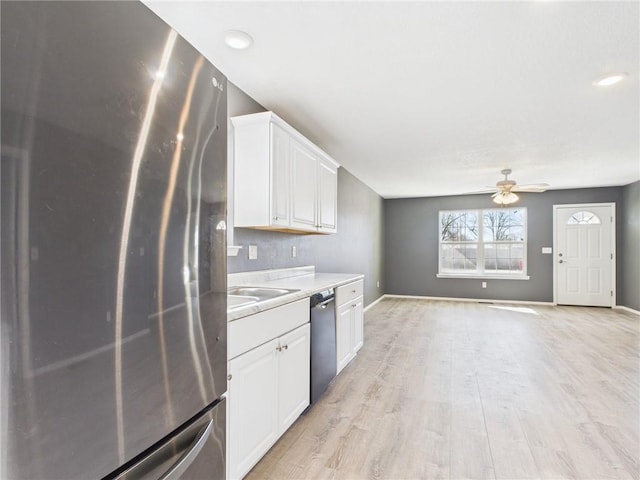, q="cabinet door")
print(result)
[317,160,337,233]
[352,297,364,353]
[228,338,279,480]
[270,123,290,227]
[336,302,353,374]
[277,324,310,435]
[290,139,317,230]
